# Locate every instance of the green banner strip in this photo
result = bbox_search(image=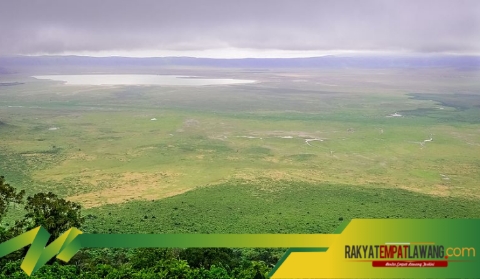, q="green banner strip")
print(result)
[79,234,337,248]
